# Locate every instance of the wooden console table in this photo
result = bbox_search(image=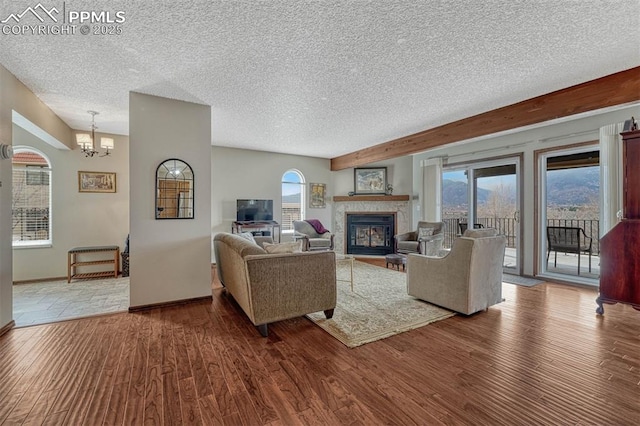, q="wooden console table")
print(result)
[67,246,120,283]
[232,221,281,243]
